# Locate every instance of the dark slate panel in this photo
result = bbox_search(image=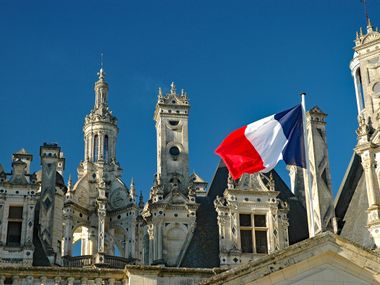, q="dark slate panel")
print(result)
[339,171,375,249]
[32,204,51,266]
[335,153,363,221]
[180,160,228,268]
